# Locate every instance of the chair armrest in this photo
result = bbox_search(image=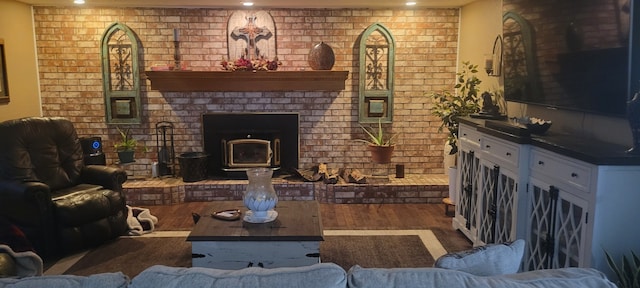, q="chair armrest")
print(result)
[80,165,128,191]
[0,181,51,206]
[0,181,52,226]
